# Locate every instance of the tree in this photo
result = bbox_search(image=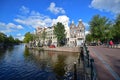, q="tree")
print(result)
[0,32,7,43]
[113,14,120,42]
[14,38,21,44]
[53,22,66,46]
[86,34,92,43]
[8,35,15,43]
[0,32,21,46]
[23,32,34,43]
[89,14,112,42]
